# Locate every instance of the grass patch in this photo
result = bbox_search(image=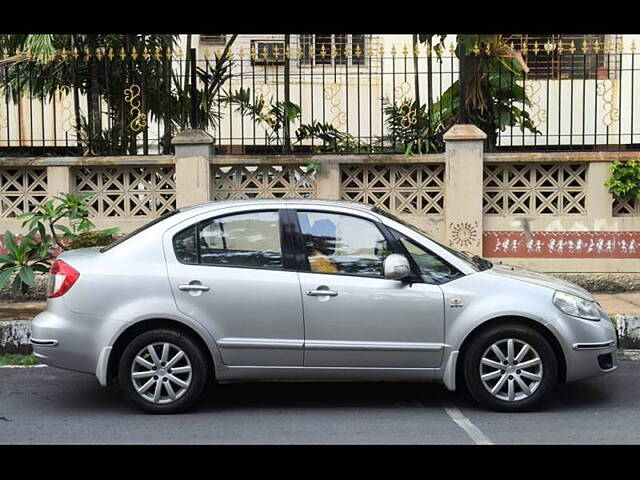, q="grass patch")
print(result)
[0,354,40,366]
